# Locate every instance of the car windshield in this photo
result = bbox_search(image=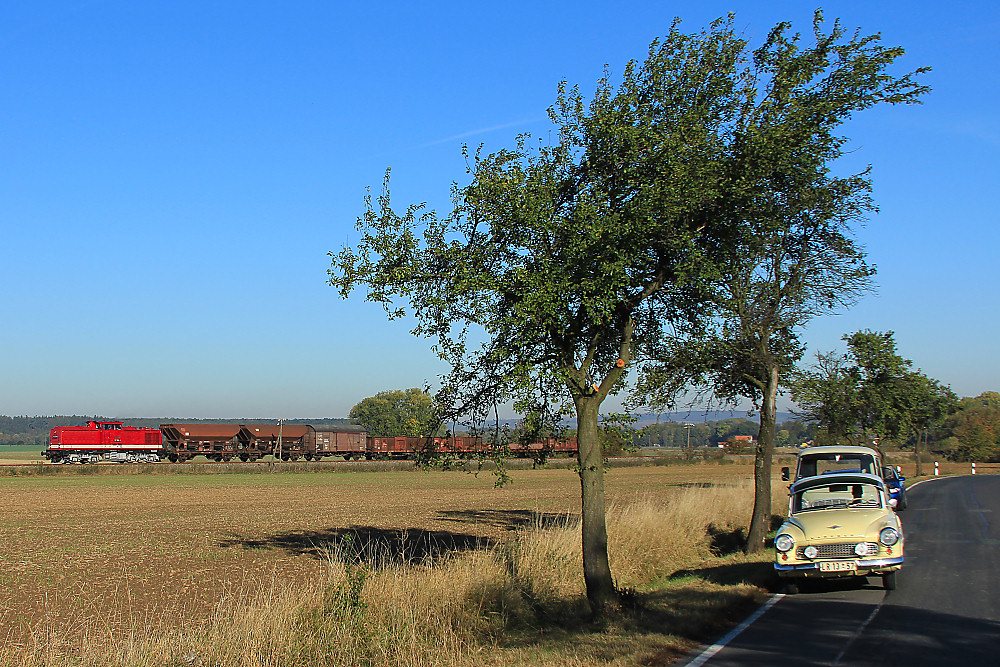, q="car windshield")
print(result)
[798,454,877,477]
[793,482,883,512]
